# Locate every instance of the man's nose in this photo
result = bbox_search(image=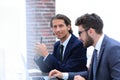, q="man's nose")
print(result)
[56,27,61,31]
